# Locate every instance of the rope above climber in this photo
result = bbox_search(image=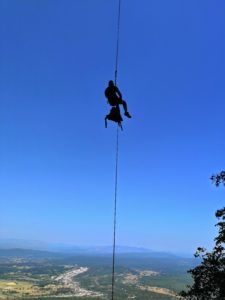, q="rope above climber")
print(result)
[104,80,132,129]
